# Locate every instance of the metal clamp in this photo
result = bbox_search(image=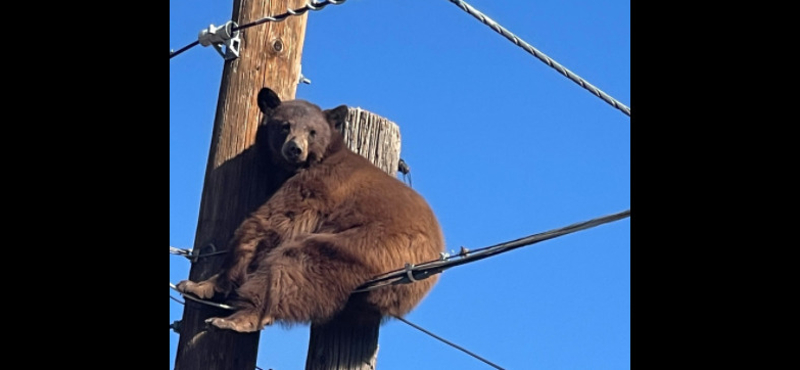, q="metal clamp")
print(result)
[298,64,312,85]
[198,21,241,60]
[188,243,218,263]
[170,320,182,333]
[404,263,418,282]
